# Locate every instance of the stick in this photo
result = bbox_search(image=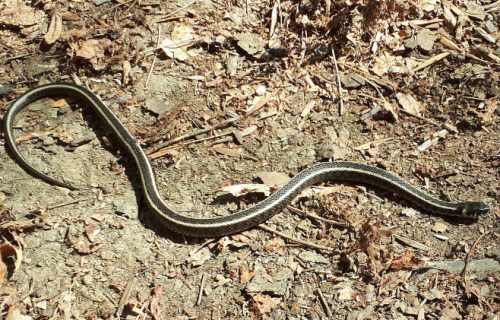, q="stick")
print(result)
[154,0,198,23]
[148,117,239,152]
[146,25,161,88]
[258,224,336,252]
[196,273,207,306]
[47,197,92,210]
[116,278,135,318]
[461,230,492,281]
[316,288,333,318]
[331,46,344,115]
[286,206,348,228]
